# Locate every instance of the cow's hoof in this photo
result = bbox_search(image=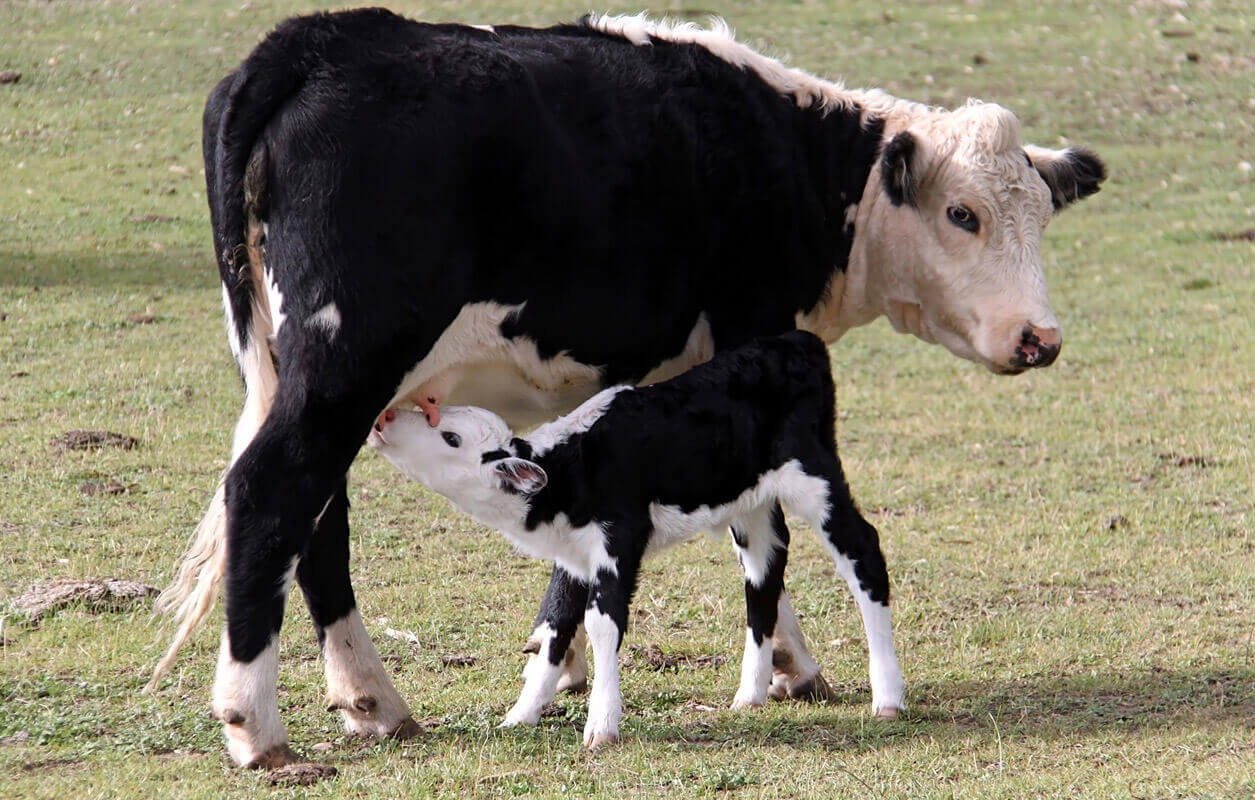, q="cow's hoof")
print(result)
[557,676,588,694]
[583,730,619,749]
[787,671,836,703]
[729,696,765,711]
[873,705,902,721]
[245,743,301,770]
[328,694,419,740]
